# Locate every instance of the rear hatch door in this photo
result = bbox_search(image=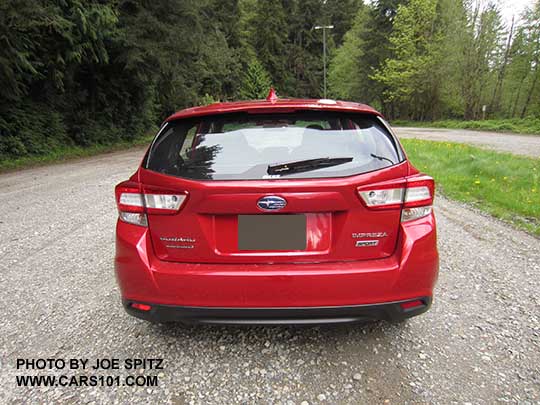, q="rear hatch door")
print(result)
[142,110,406,264]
